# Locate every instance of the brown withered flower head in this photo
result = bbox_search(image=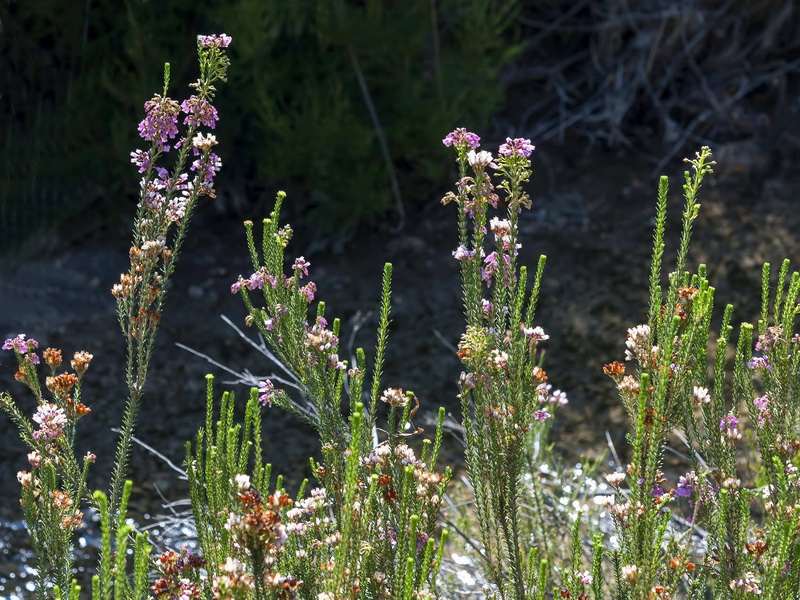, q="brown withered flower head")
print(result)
[71,351,93,378]
[46,373,79,397]
[43,348,63,370]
